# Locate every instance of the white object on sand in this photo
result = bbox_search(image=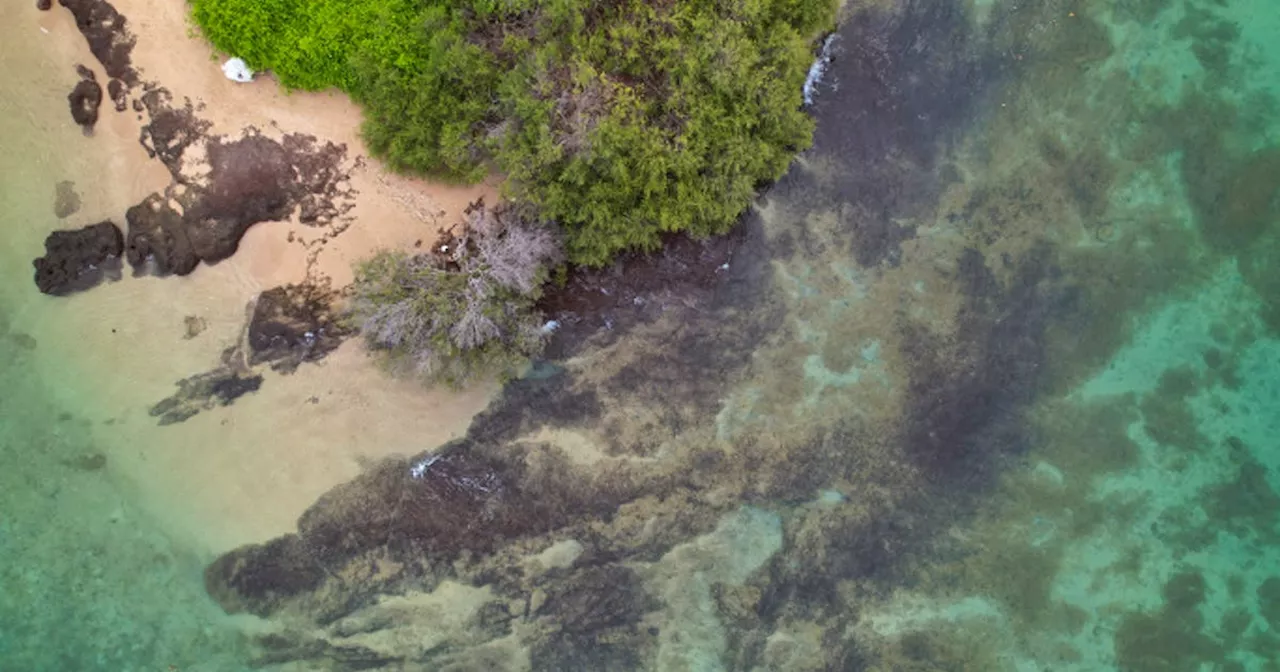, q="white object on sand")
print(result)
[221,57,255,83]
